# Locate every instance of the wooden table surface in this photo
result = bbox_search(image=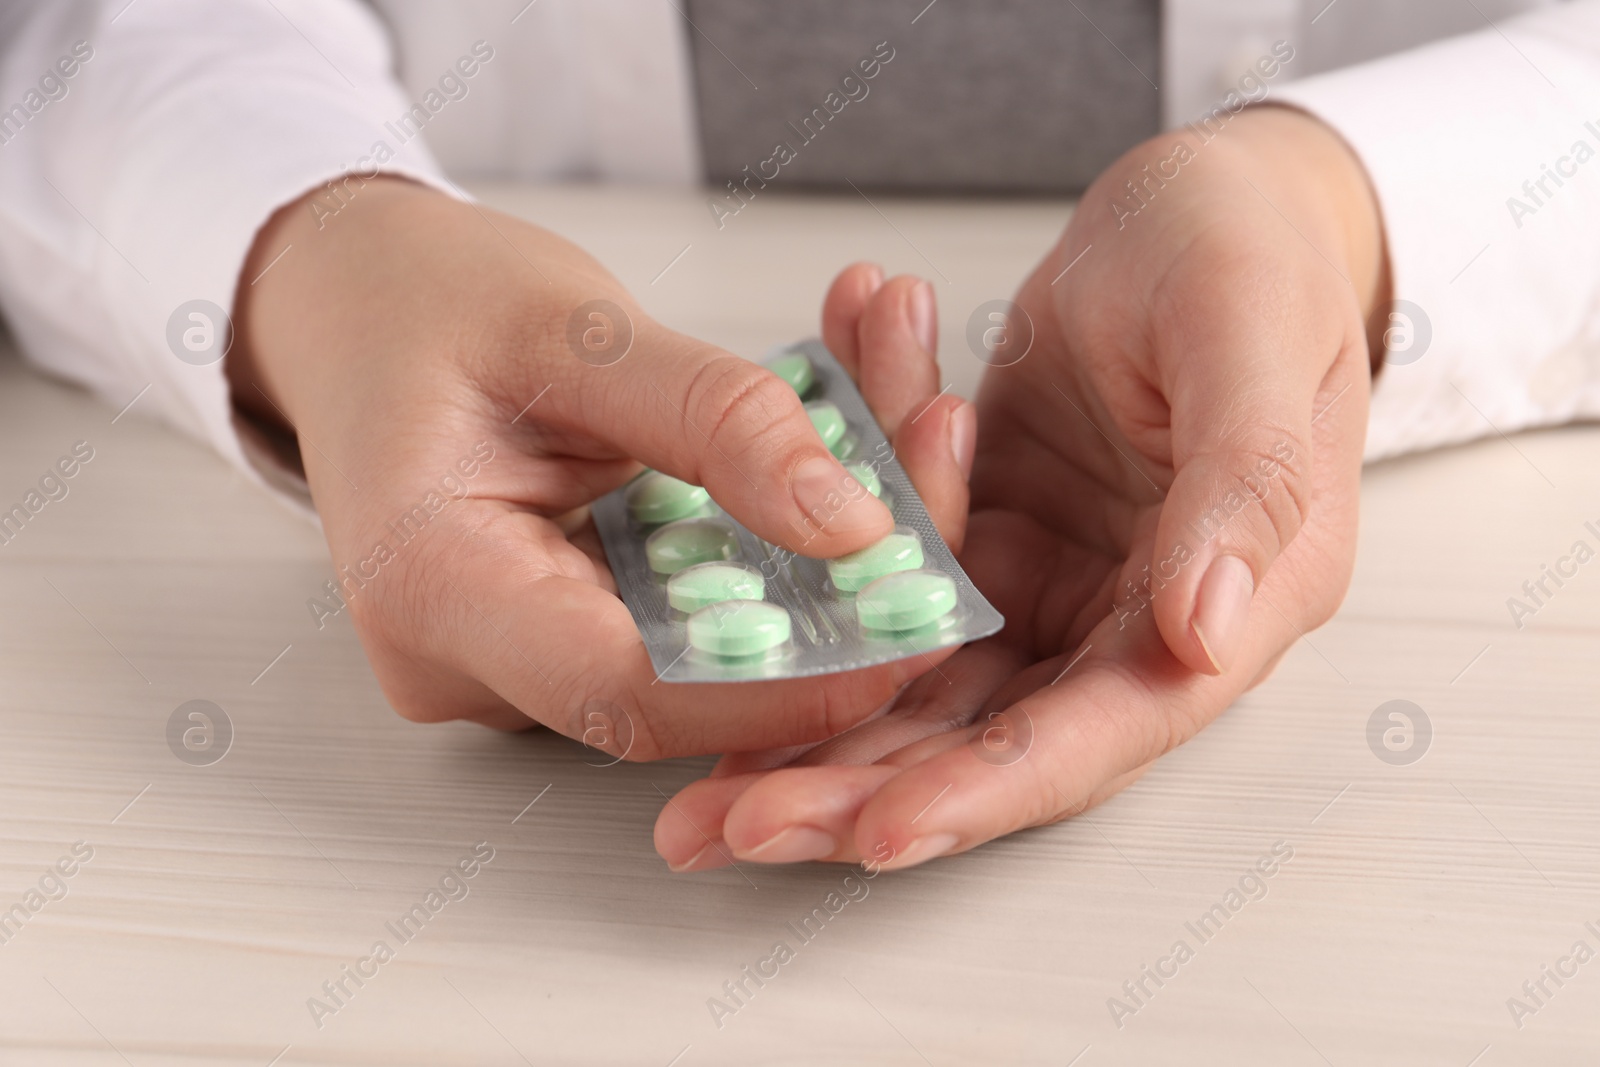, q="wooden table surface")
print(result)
[1,183,1596,1065]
